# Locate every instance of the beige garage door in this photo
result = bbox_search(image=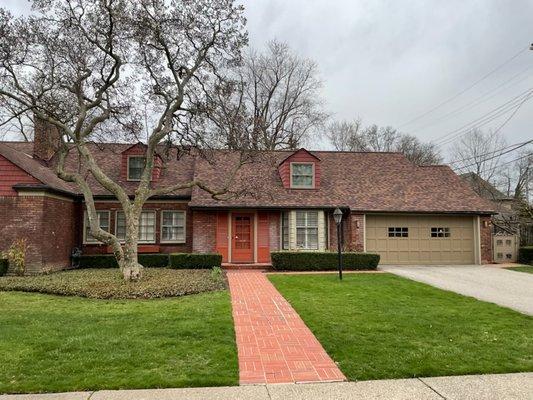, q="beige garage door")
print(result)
[366,215,476,265]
